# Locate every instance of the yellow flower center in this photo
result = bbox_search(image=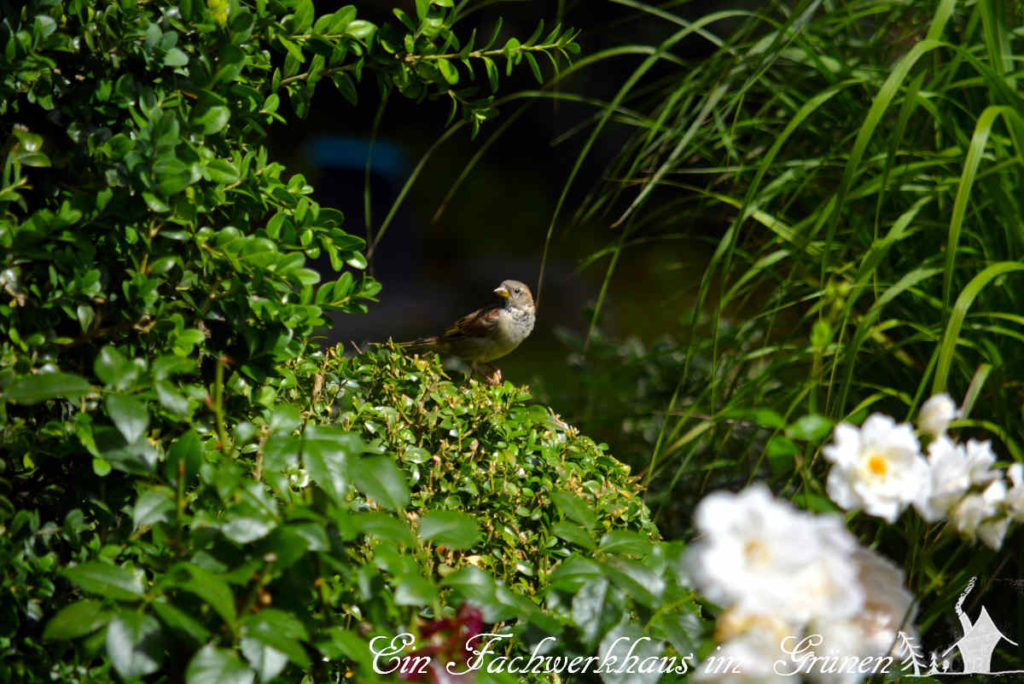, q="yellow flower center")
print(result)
[743,539,771,566]
[866,452,888,477]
